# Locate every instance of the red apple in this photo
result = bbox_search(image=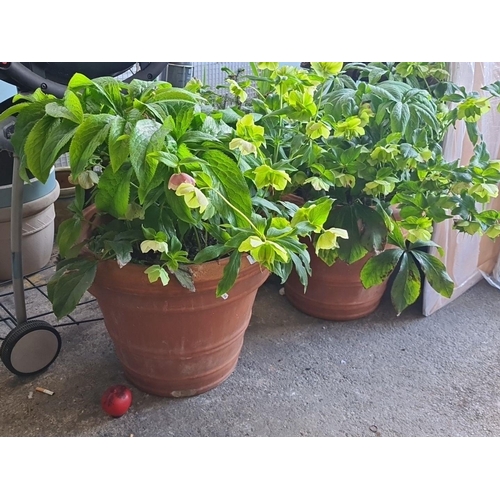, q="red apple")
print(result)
[101,385,132,417]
